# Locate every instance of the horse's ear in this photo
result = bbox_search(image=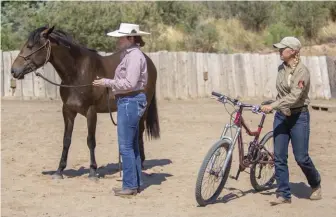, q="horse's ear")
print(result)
[42,26,55,38]
[45,24,49,28]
